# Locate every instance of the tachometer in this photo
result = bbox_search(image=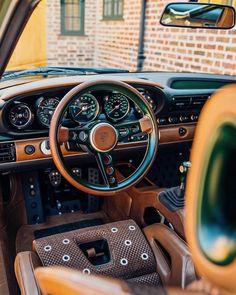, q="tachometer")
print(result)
[9,103,33,130]
[37,97,59,127]
[104,93,130,121]
[69,93,99,123]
